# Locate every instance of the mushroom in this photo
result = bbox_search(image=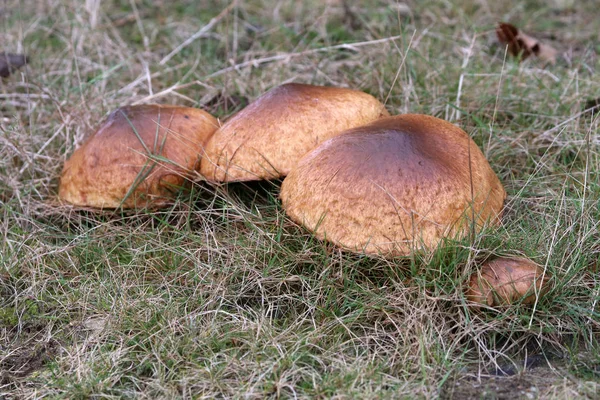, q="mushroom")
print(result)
[466,257,550,307]
[280,114,506,256]
[199,83,389,182]
[59,104,218,208]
